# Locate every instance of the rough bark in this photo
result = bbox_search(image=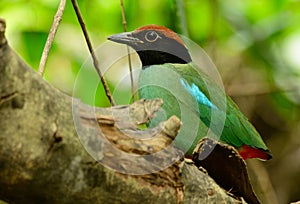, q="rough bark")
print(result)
[0,19,241,204]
